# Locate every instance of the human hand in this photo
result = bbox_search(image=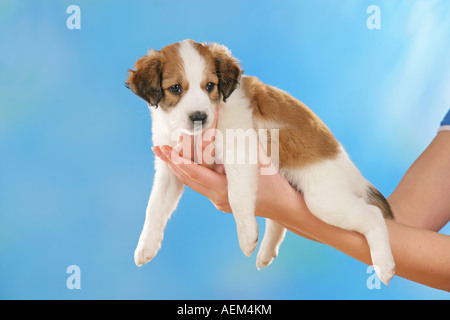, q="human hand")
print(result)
[152,106,231,213]
[152,107,306,221]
